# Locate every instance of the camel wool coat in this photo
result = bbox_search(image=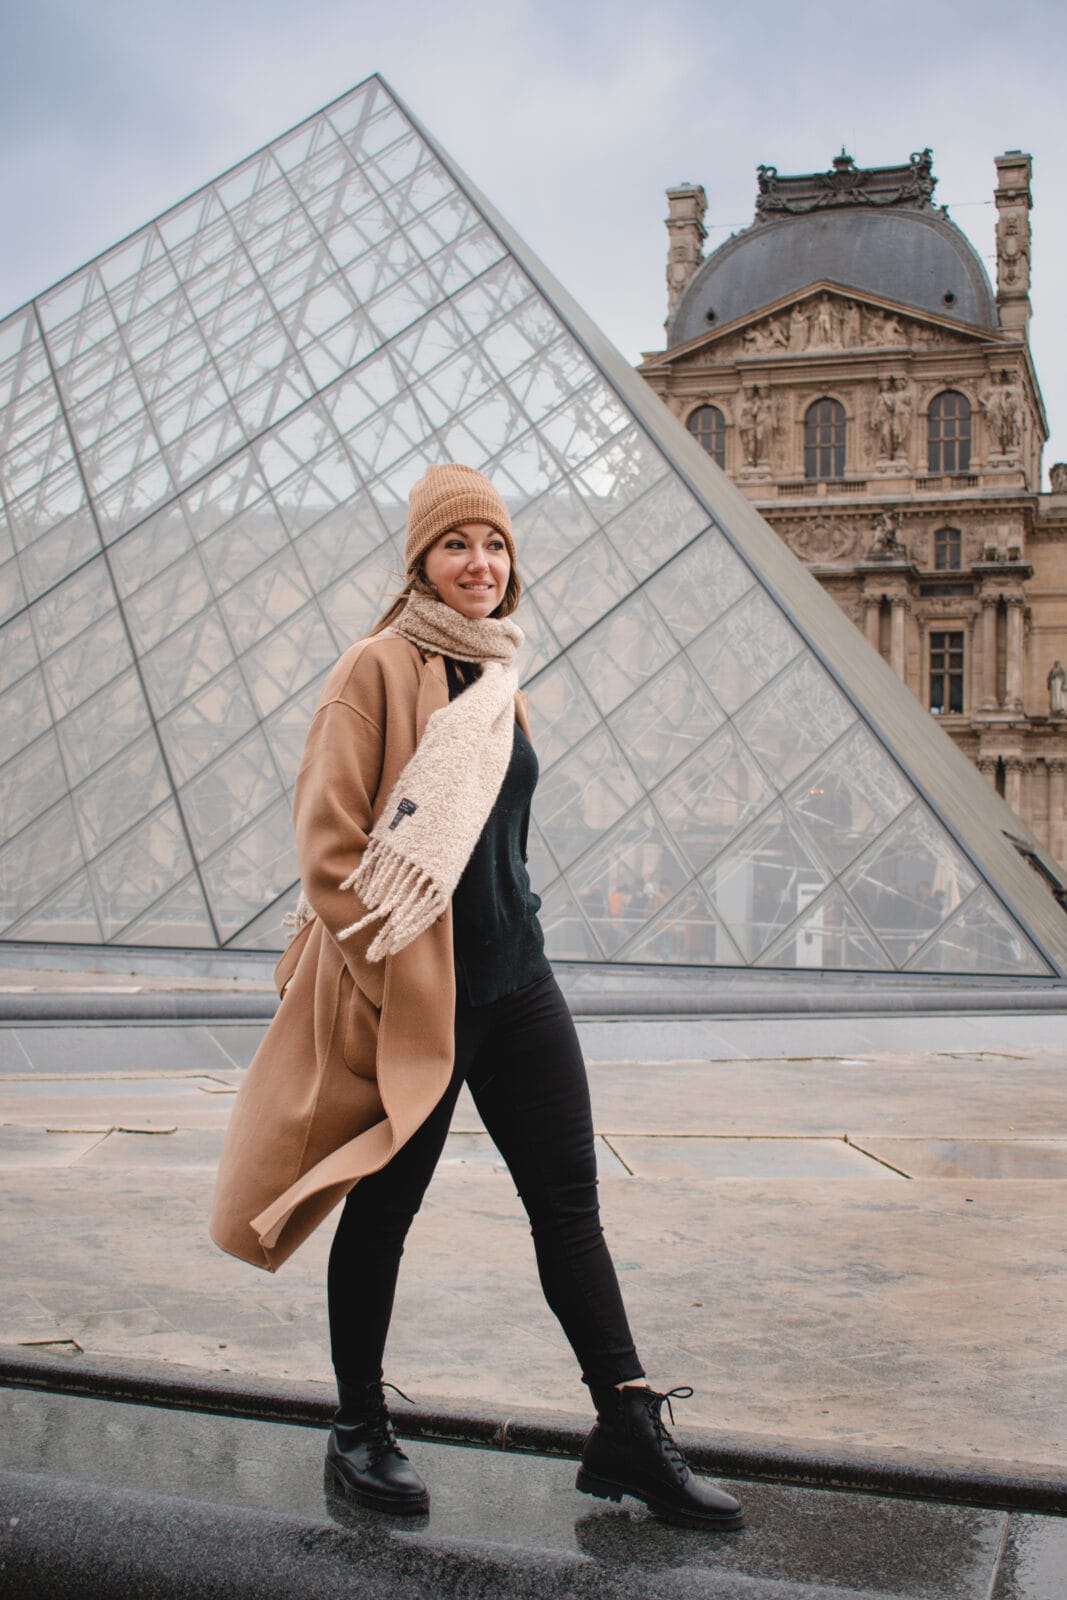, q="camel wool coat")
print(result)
[209,632,531,1271]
